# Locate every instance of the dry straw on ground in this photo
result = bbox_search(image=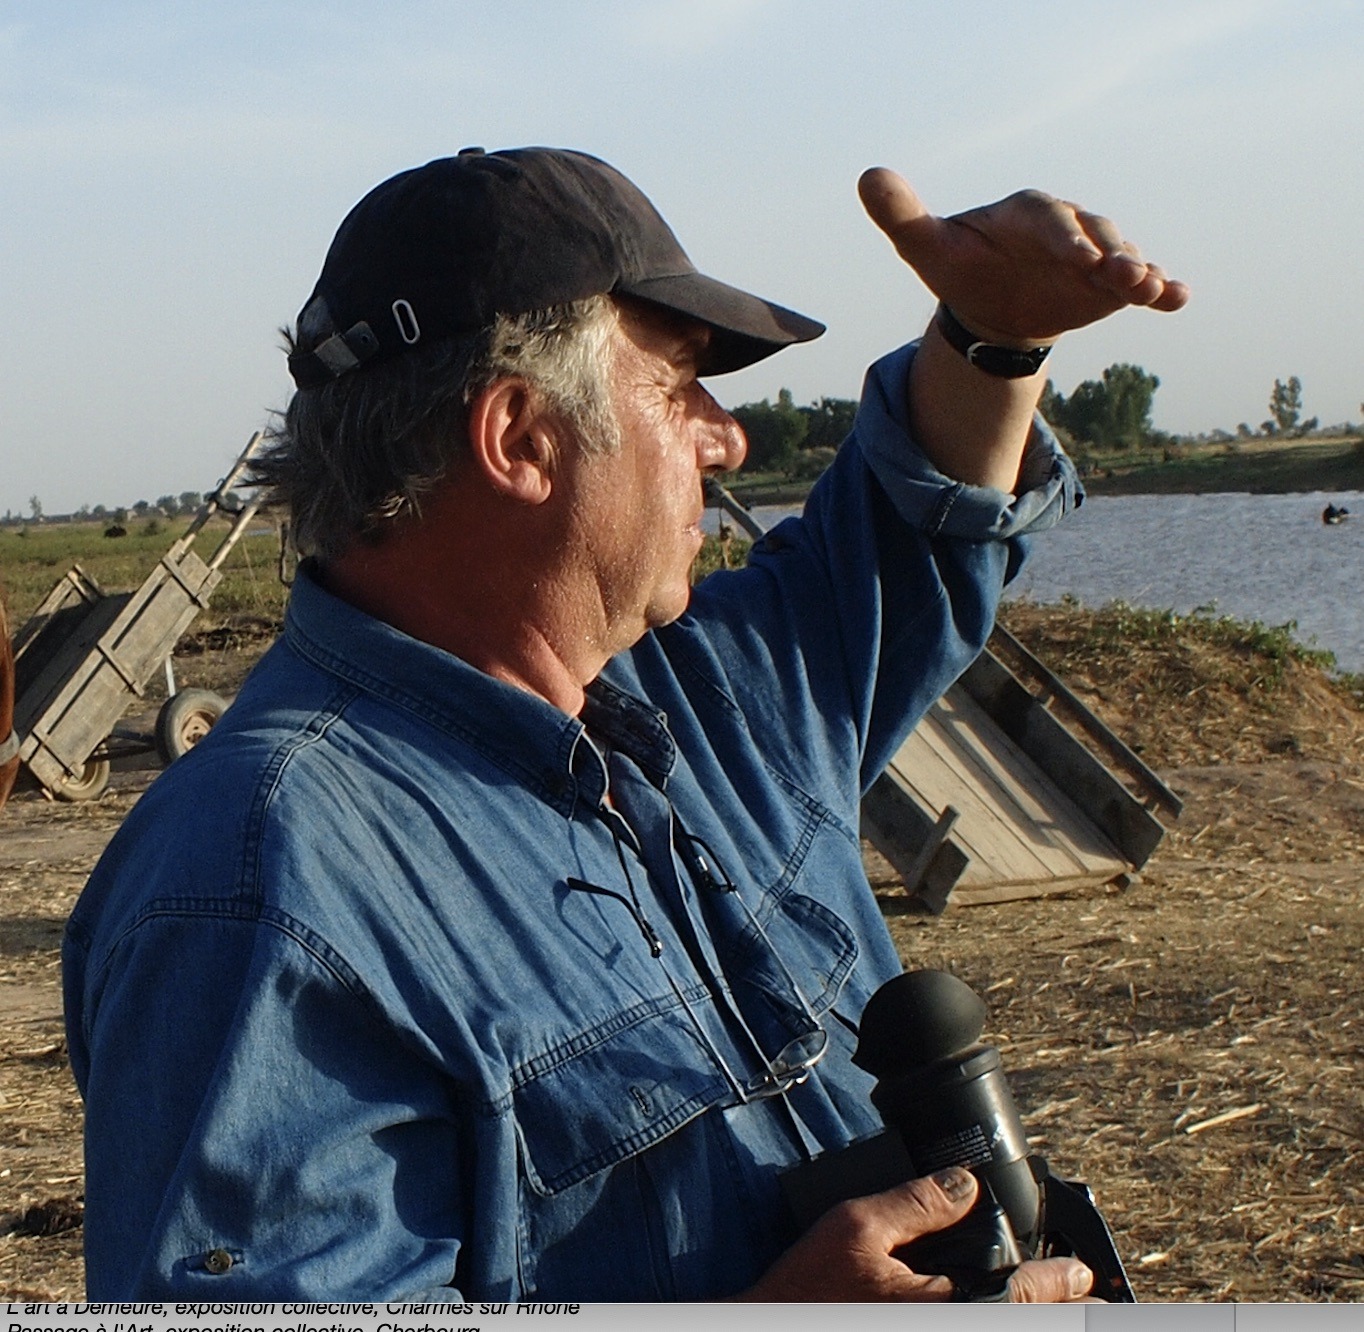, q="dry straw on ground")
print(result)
[3,604,1363,1301]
